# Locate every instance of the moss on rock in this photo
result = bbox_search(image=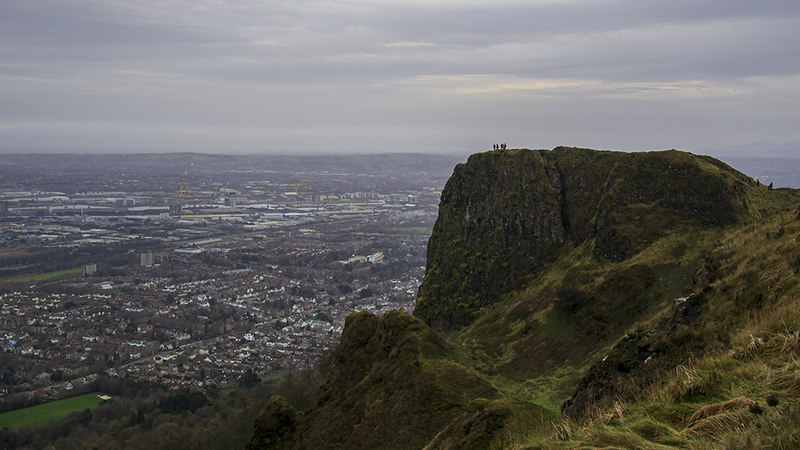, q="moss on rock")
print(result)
[415,147,755,331]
